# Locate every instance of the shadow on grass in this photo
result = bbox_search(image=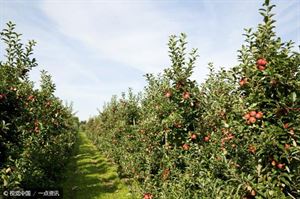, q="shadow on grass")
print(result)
[62,132,131,199]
